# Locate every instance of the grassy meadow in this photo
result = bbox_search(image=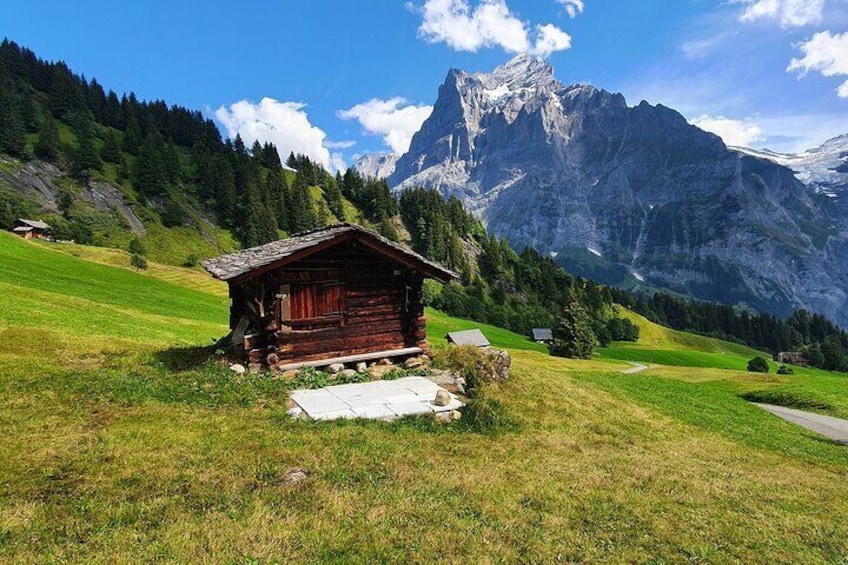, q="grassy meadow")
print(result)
[1,232,848,563]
